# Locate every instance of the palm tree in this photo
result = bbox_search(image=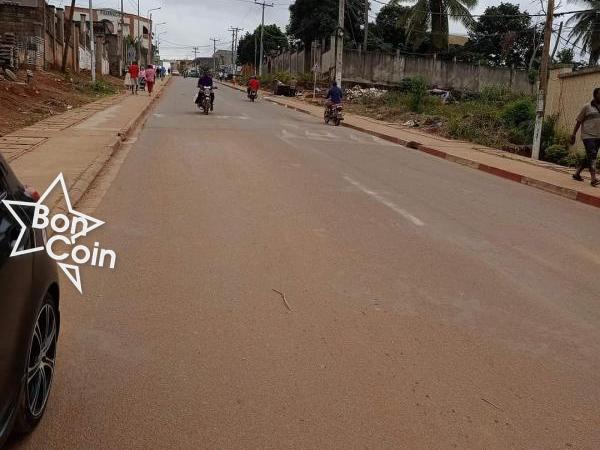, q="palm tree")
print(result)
[401,0,478,51]
[566,0,600,66]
